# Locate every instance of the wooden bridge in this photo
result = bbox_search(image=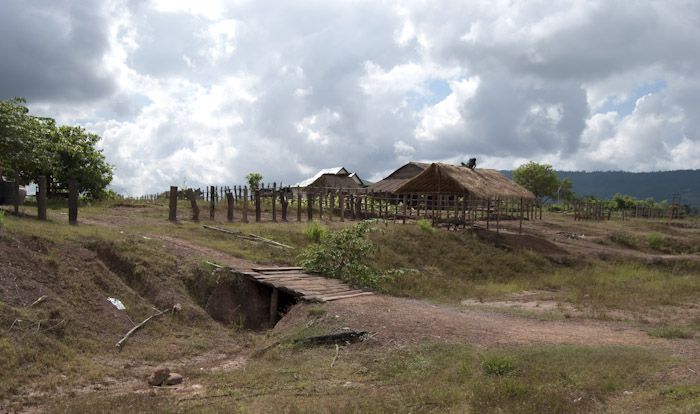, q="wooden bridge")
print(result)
[238,267,373,302]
